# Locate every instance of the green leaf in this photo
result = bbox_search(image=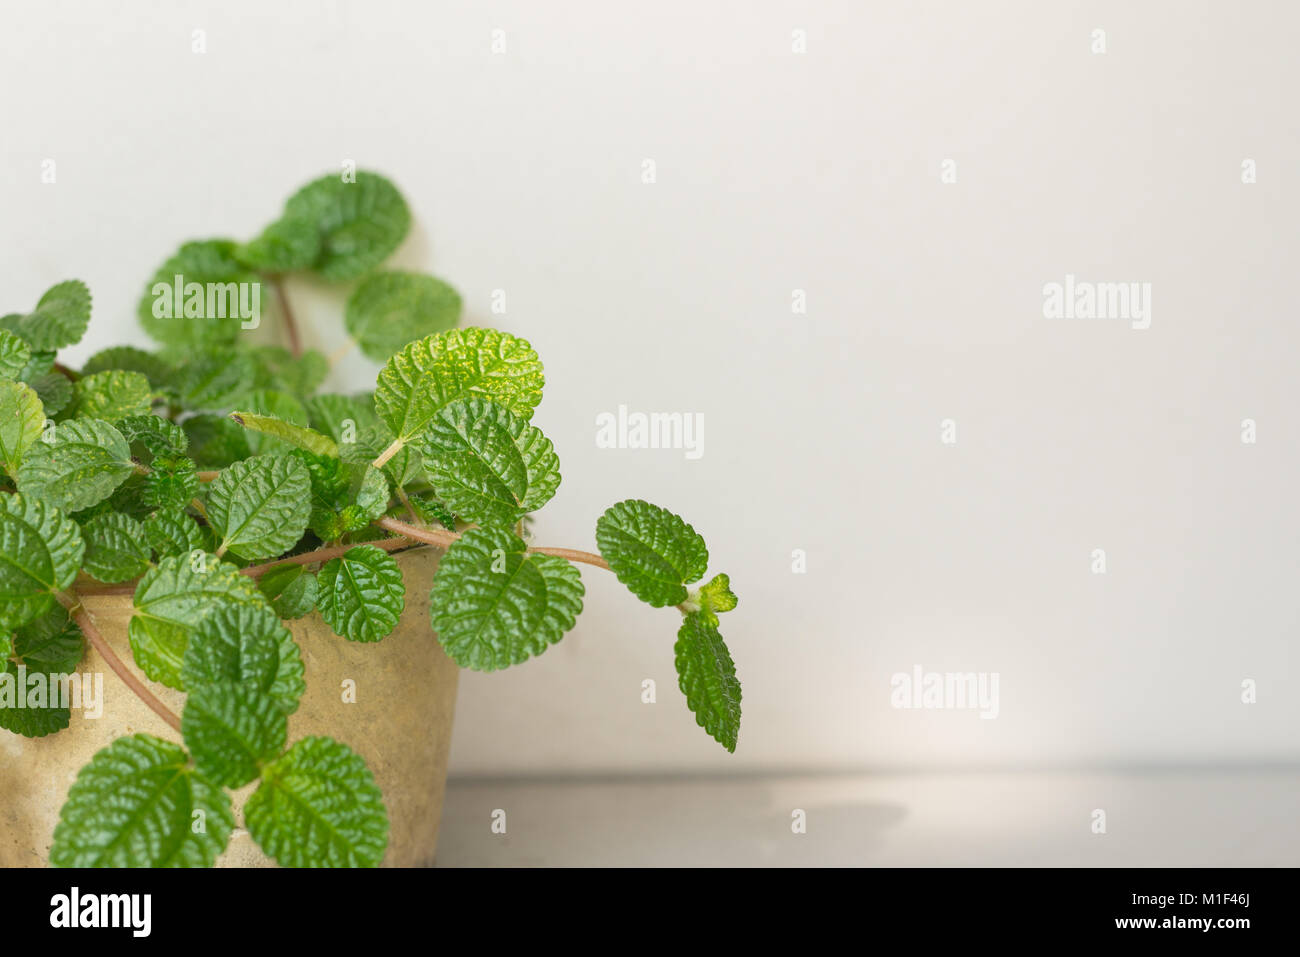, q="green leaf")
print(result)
[374,327,545,449]
[129,553,265,689]
[0,328,32,380]
[181,602,305,714]
[182,413,251,468]
[297,453,389,541]
[235,216,322,273]
[118,413,188,457]
[233,388,310,455]
[419,397,560,527]
[207,454,312,560]
[0,606,86,738]
[50,734,234,867]
[173,350,256,411]
[595,499,709,607]
[283,171,411,280]
[102,472,156,522]
[15,418,135,513]
[143,509,212,558]
[11,605,84,674]
[0,379,45,476]
[81,346,176,391]
[80,512,151,583]
[257,562,319,620]
[0,495,85,631]
[0,280,92,351]
[306,393,377,445]
[70,370,153,421]
[691,572,738,626]
[245,345,329,399]
[317,544,405,643]
[16,349,55,384]
[30,371,72,418]
[429,526,584,671]
[182,684,288,788]
[345,271,462,361]
[138,241,261,349]
[674,613,742,752]
[407,494,456,530]
[245,735,389,867]
[231,409,337,457]
[341,421,424,487]
[142,454,200,510]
